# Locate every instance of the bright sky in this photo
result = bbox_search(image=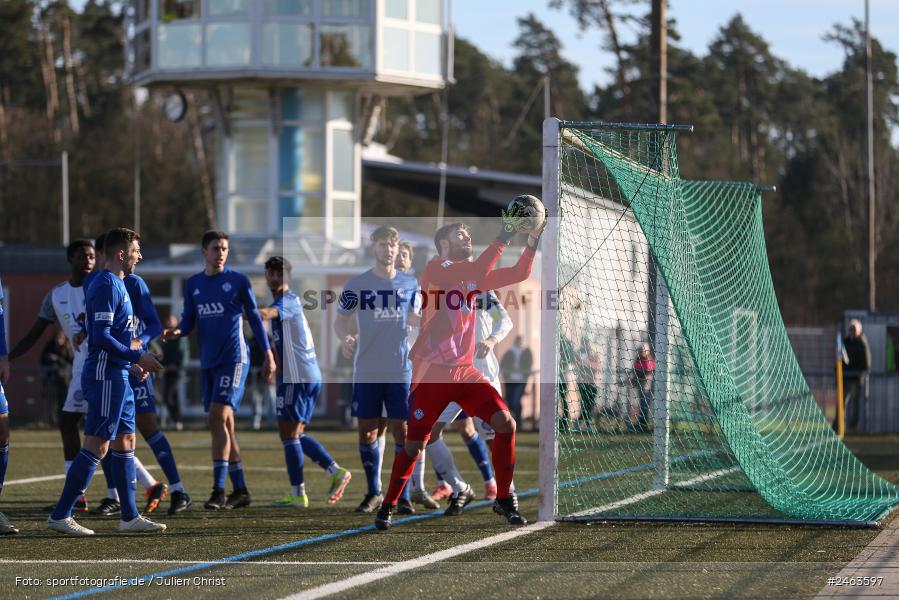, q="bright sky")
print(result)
[70,0,898,141]
[454,0,899,91]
